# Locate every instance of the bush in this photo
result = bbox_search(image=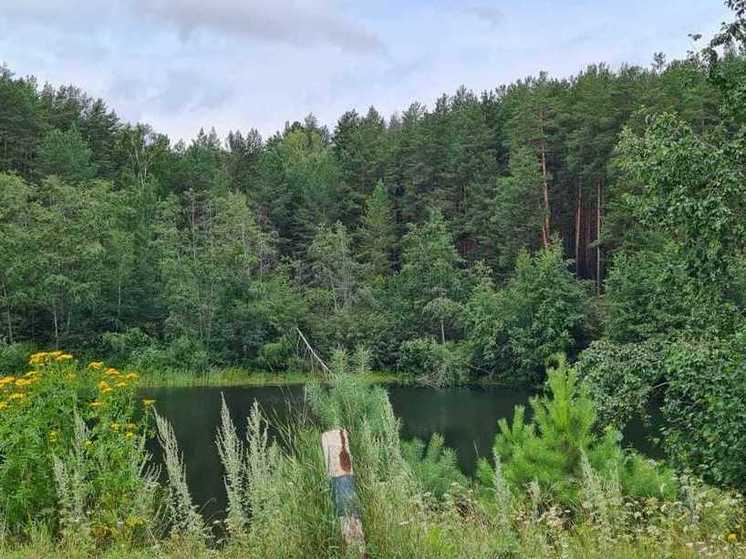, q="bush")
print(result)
[662,337,746,489]
[0,351,156,541]
[575,339,666,428]
[99,328,154,366]
[0,342,36,375]
[397,338,469,386]
[478,355,676,507]
[257,336,294,371]
[401,434,468,500]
